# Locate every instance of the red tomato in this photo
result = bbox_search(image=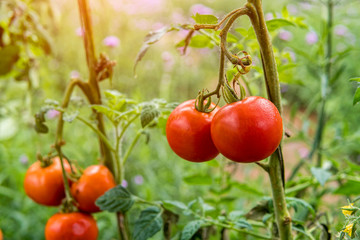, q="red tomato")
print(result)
[0,229,3,240]
[24,157,71,206]
[166,99,219,162]
[71,165,116,213]
[45,212,98,240]
[211,96,283,163]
